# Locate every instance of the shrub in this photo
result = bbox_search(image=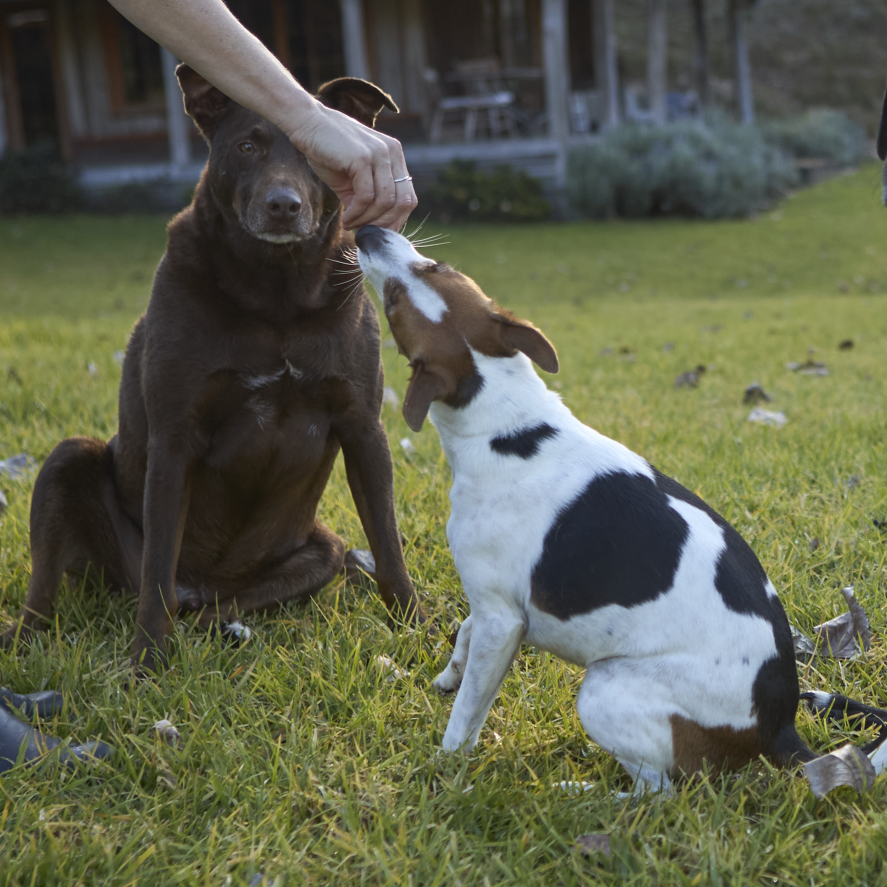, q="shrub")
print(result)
[567,114,799,220]
[423,160,550,223]
[761,109,868,166]
[0,141,83,213]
